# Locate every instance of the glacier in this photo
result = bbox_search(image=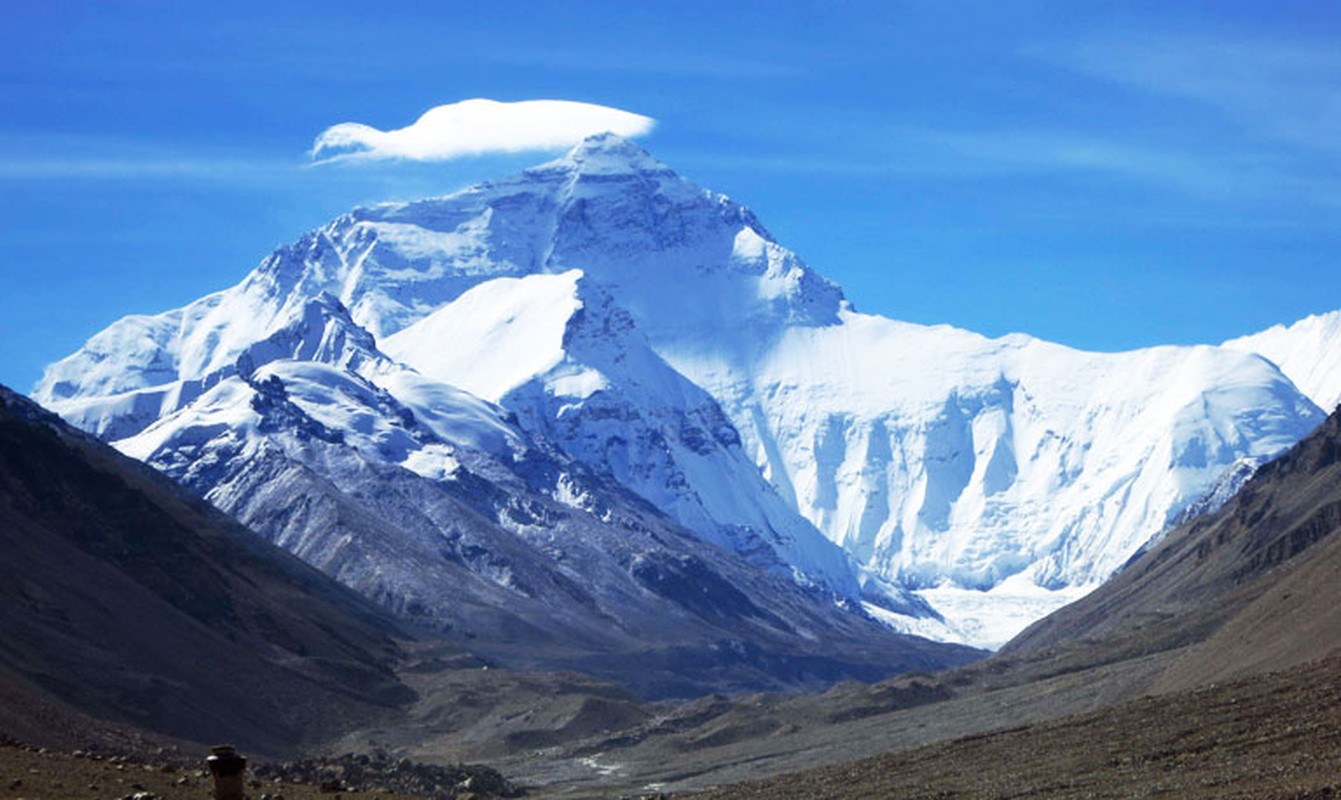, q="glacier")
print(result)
[1225,310,1341,415]
[34,133,1327,648]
